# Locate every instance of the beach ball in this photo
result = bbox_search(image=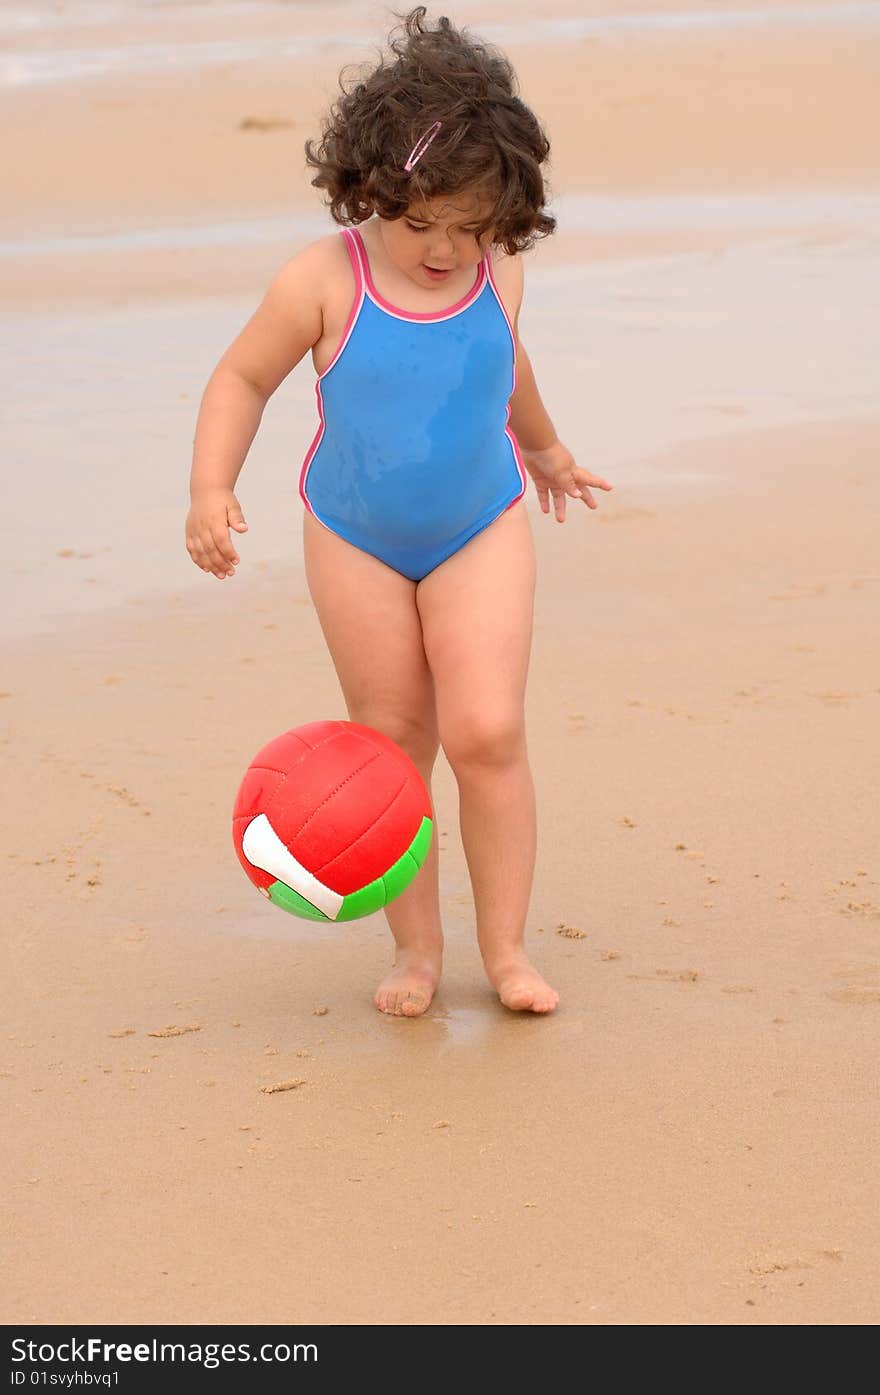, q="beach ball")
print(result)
[232,720,433,921]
